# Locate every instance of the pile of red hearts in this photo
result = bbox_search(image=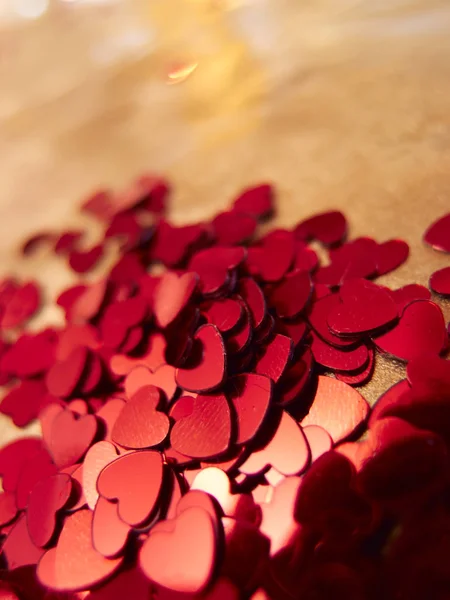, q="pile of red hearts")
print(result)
[1,178,450,599]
